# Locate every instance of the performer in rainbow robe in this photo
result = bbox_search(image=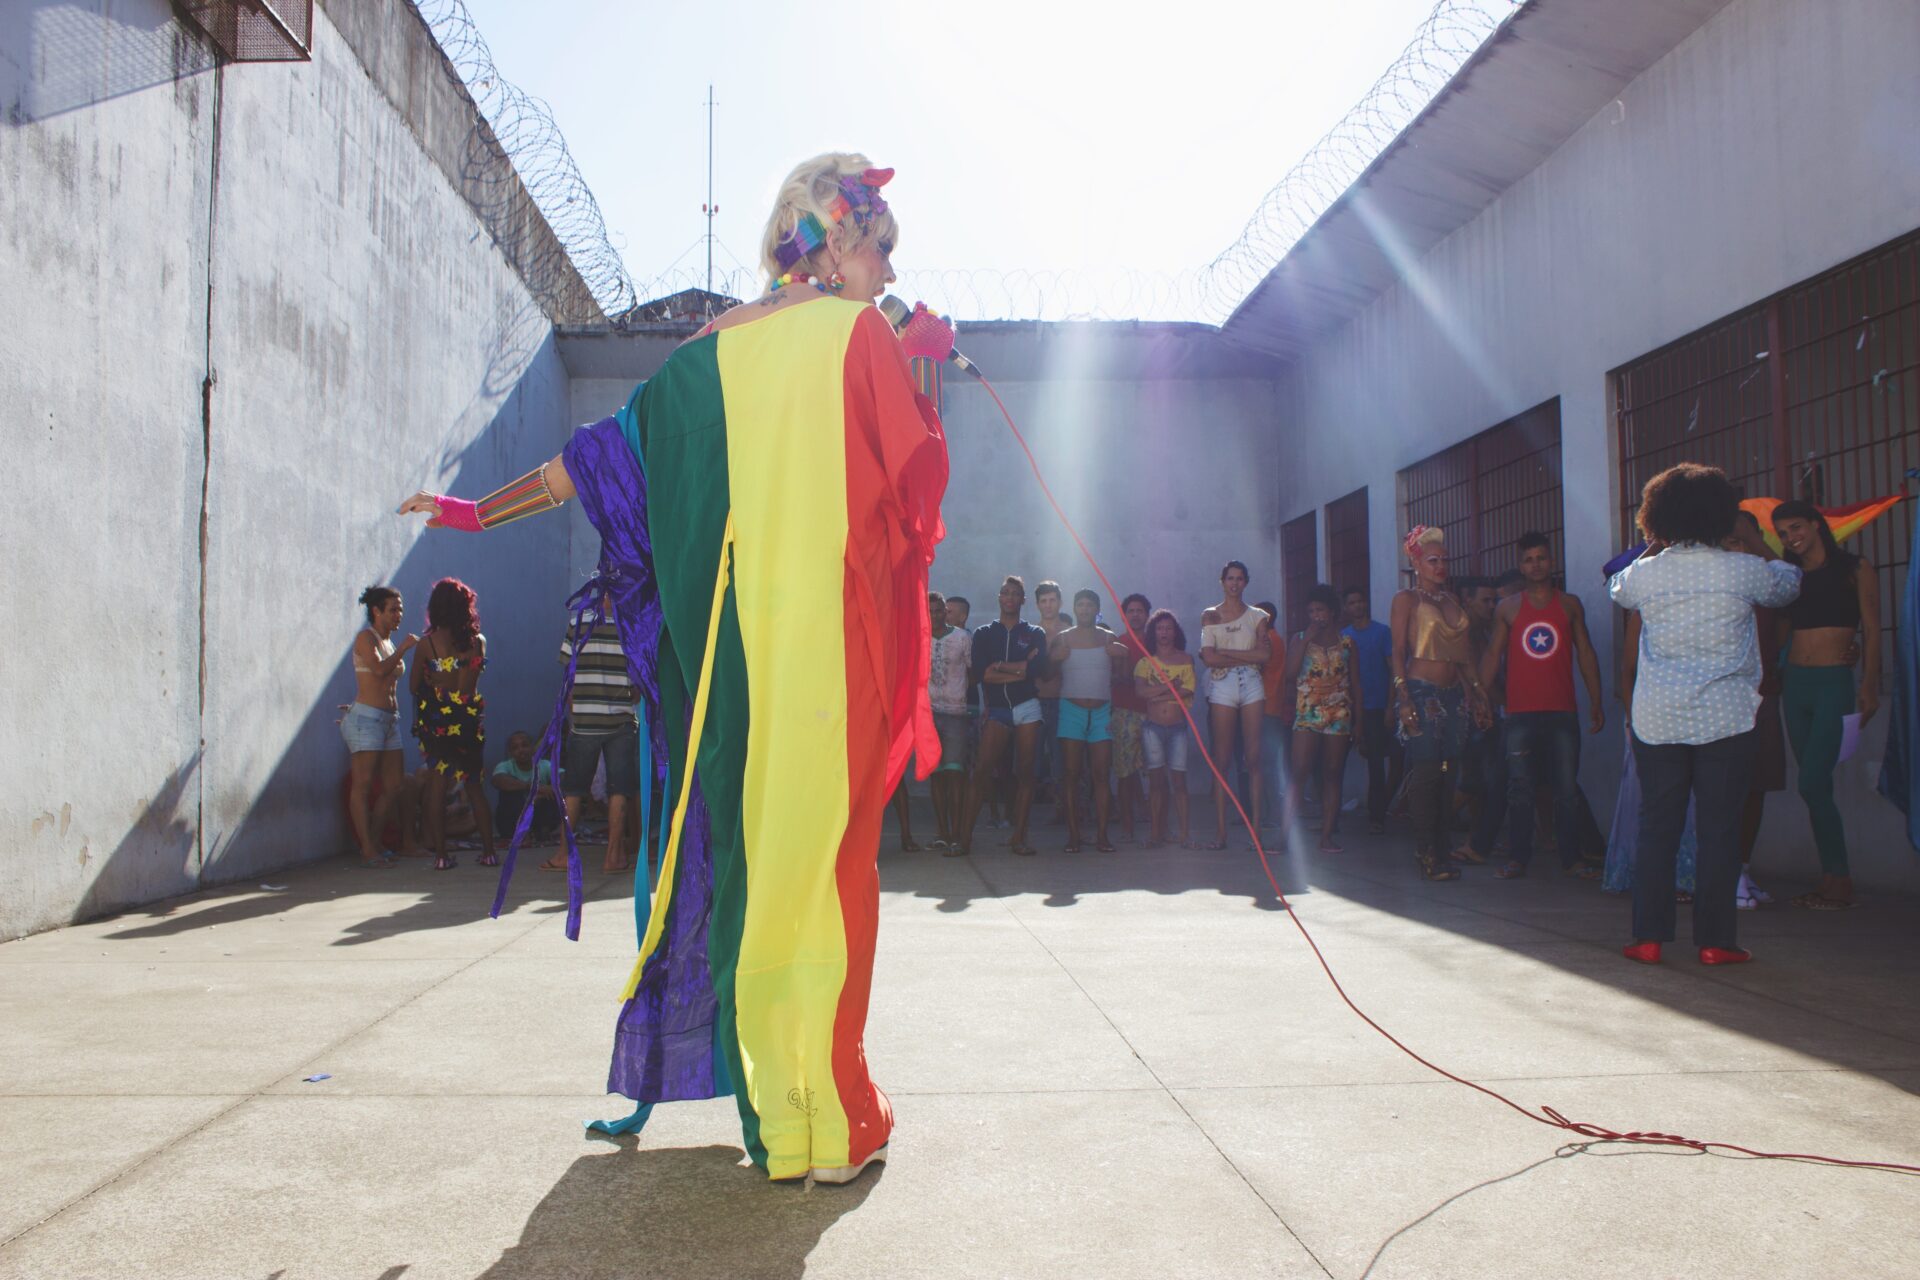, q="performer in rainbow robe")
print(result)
[402,154,950,1184]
